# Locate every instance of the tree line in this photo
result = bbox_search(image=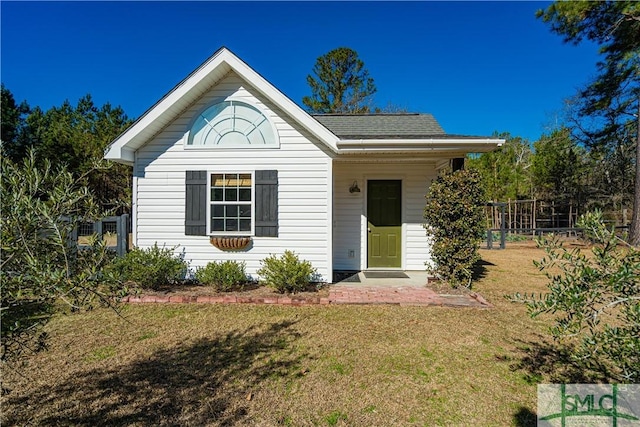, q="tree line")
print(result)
[535,1,639,244]
[467,127,635,223]
[1,86,133,214]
